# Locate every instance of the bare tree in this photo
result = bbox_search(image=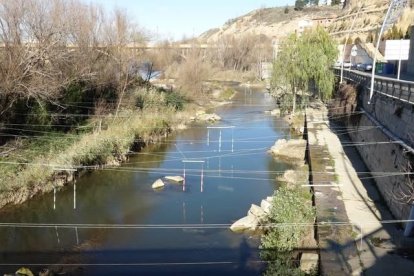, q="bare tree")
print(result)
[393,160,414,205]
[0,0,147,123]
[176,48,211,99]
